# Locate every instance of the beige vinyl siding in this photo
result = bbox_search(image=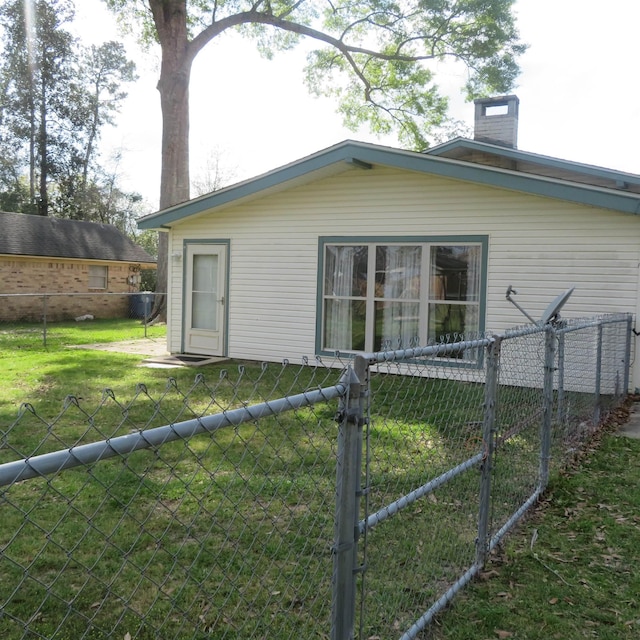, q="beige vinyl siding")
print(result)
[167,166,640,371]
